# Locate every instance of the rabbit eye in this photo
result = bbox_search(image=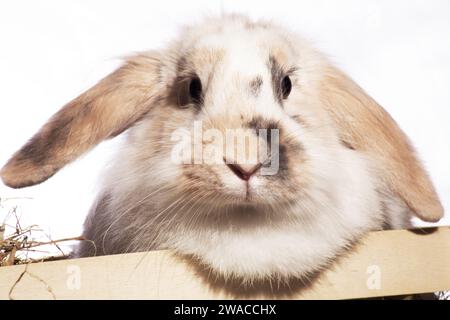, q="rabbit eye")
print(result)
[281,76,292,99]
[189,77,202,103]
